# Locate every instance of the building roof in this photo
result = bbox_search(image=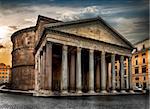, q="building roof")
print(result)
[133,37,149,45]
